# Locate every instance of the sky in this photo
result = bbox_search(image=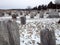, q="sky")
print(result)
[0,0,55,9]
